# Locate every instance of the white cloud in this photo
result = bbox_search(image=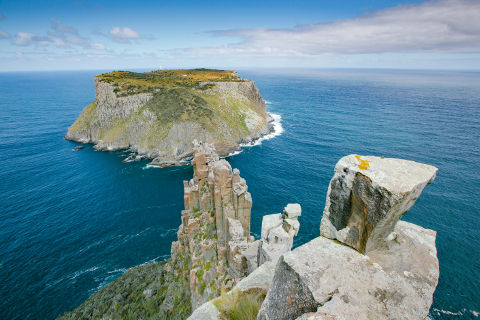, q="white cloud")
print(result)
[90,42,106,50]
[50,18,78,35]
[109,26,141,42]
[11,18,108,51]
[200,0,480,56]
[14,32,51,46]
[0,30,9,39]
